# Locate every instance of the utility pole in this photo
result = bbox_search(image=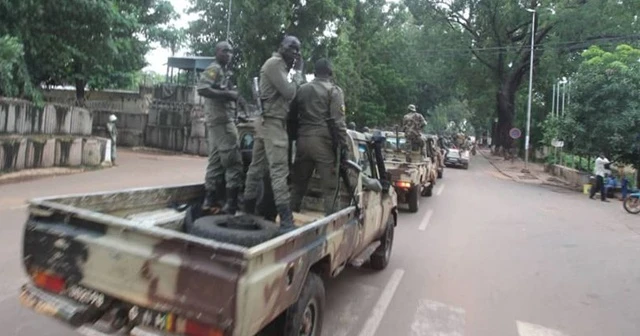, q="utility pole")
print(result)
[551,84,556,117]
[226,0,233,41]
[523,8,536,170]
